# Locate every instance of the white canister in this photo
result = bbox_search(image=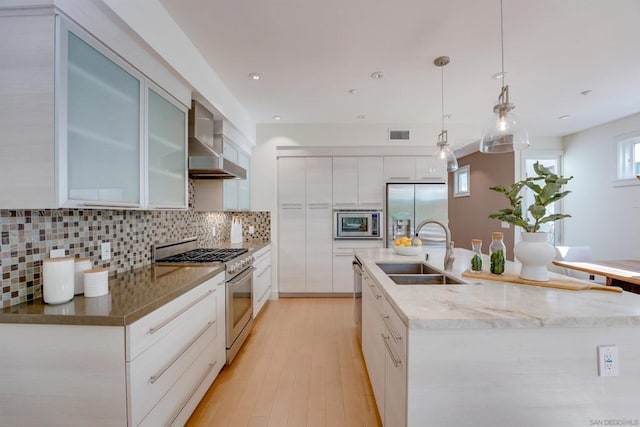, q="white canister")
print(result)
[43,257,75,304]
[74,257,92,295]
[83,268,109,297]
